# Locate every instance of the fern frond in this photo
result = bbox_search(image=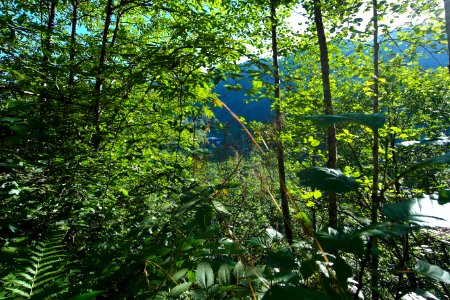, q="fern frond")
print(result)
[2,230,68,299]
